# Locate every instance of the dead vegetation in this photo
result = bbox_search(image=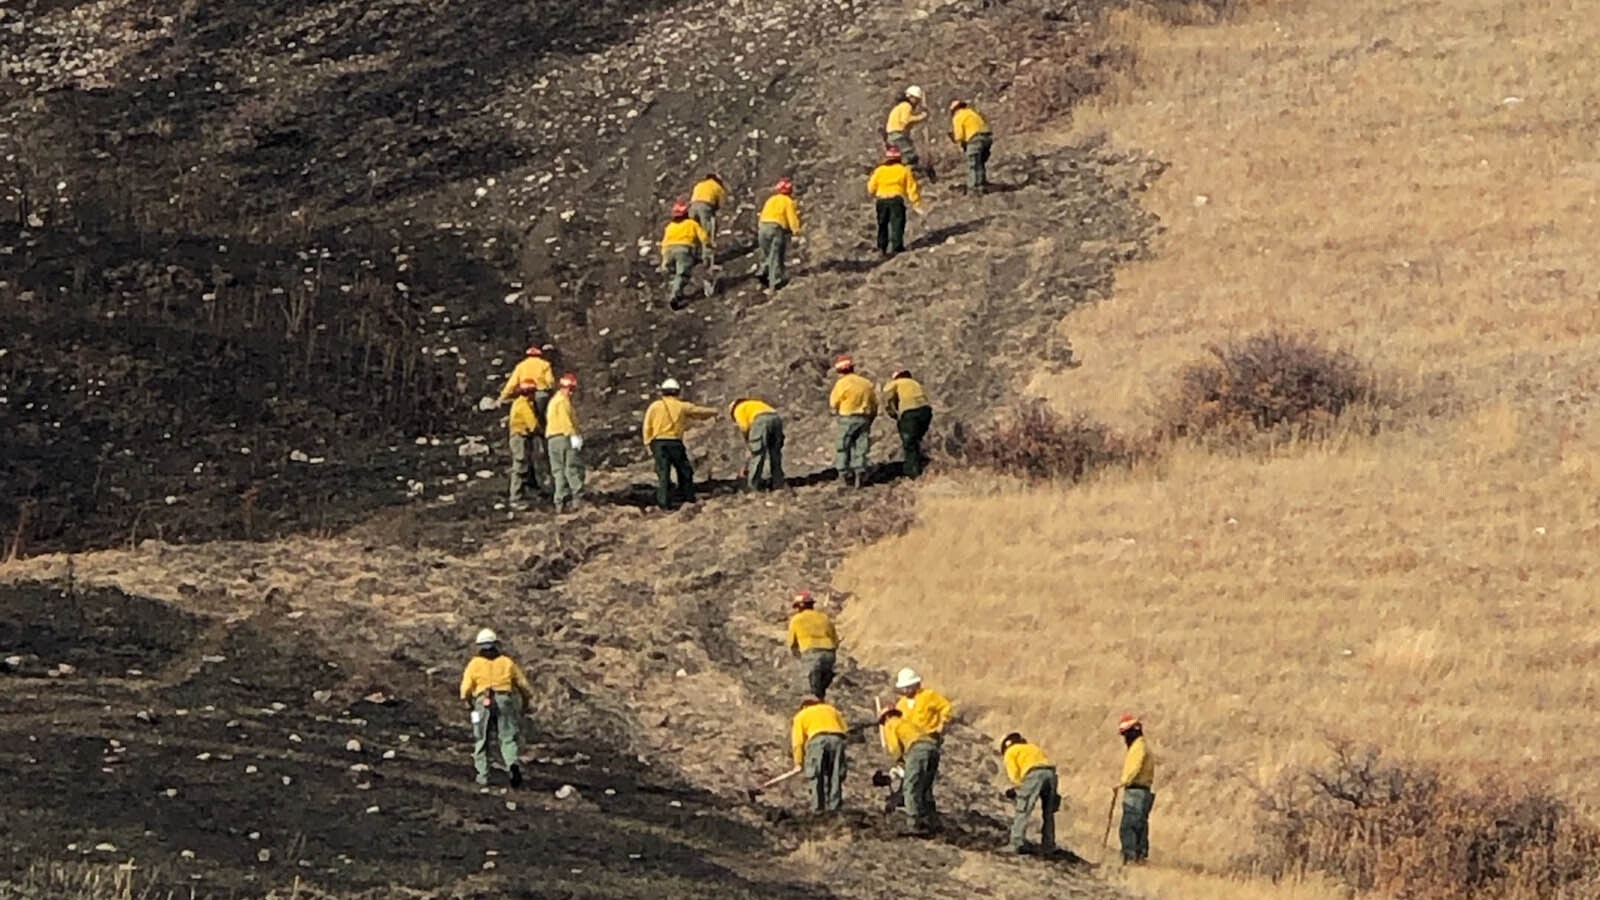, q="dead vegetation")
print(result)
[943,400,1138,481]
[1247,743,1600,899]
